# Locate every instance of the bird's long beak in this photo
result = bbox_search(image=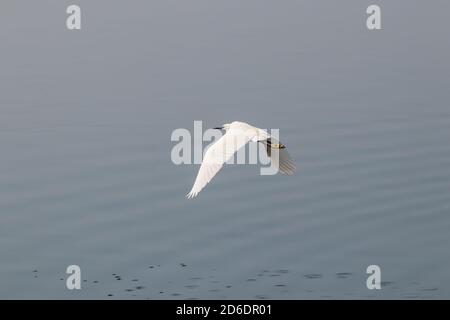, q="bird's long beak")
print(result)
[213,126,224,130]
